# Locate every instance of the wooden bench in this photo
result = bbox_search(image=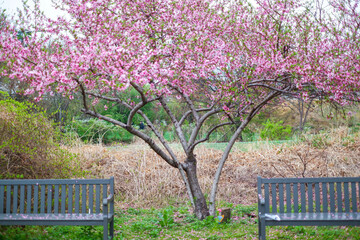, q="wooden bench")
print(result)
[257,176,360,240]
[0,177,114,240]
